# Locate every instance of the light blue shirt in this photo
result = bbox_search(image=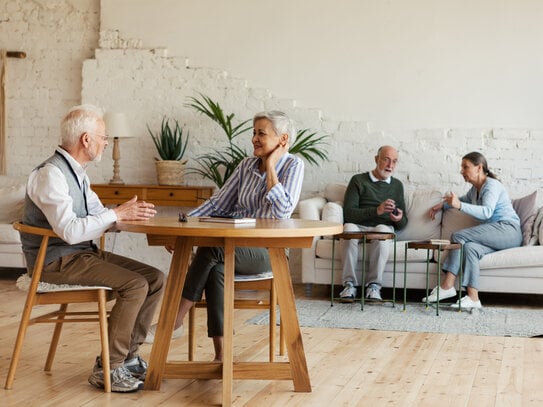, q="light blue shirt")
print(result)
[189,153,304,219]
[455,177,520,224]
